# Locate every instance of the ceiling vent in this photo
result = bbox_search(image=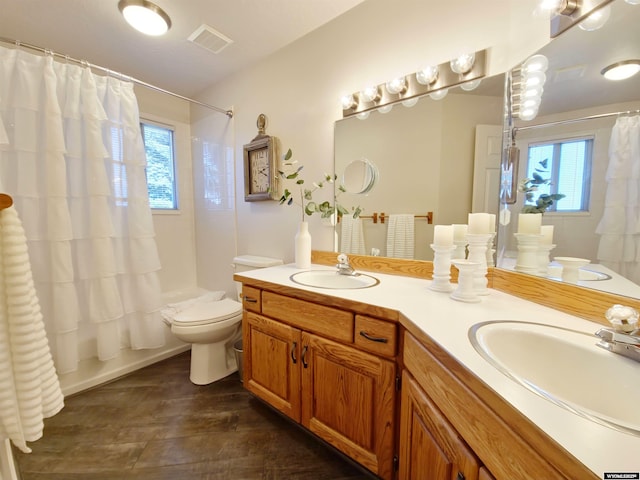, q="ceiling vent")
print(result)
[188,24,233,54]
